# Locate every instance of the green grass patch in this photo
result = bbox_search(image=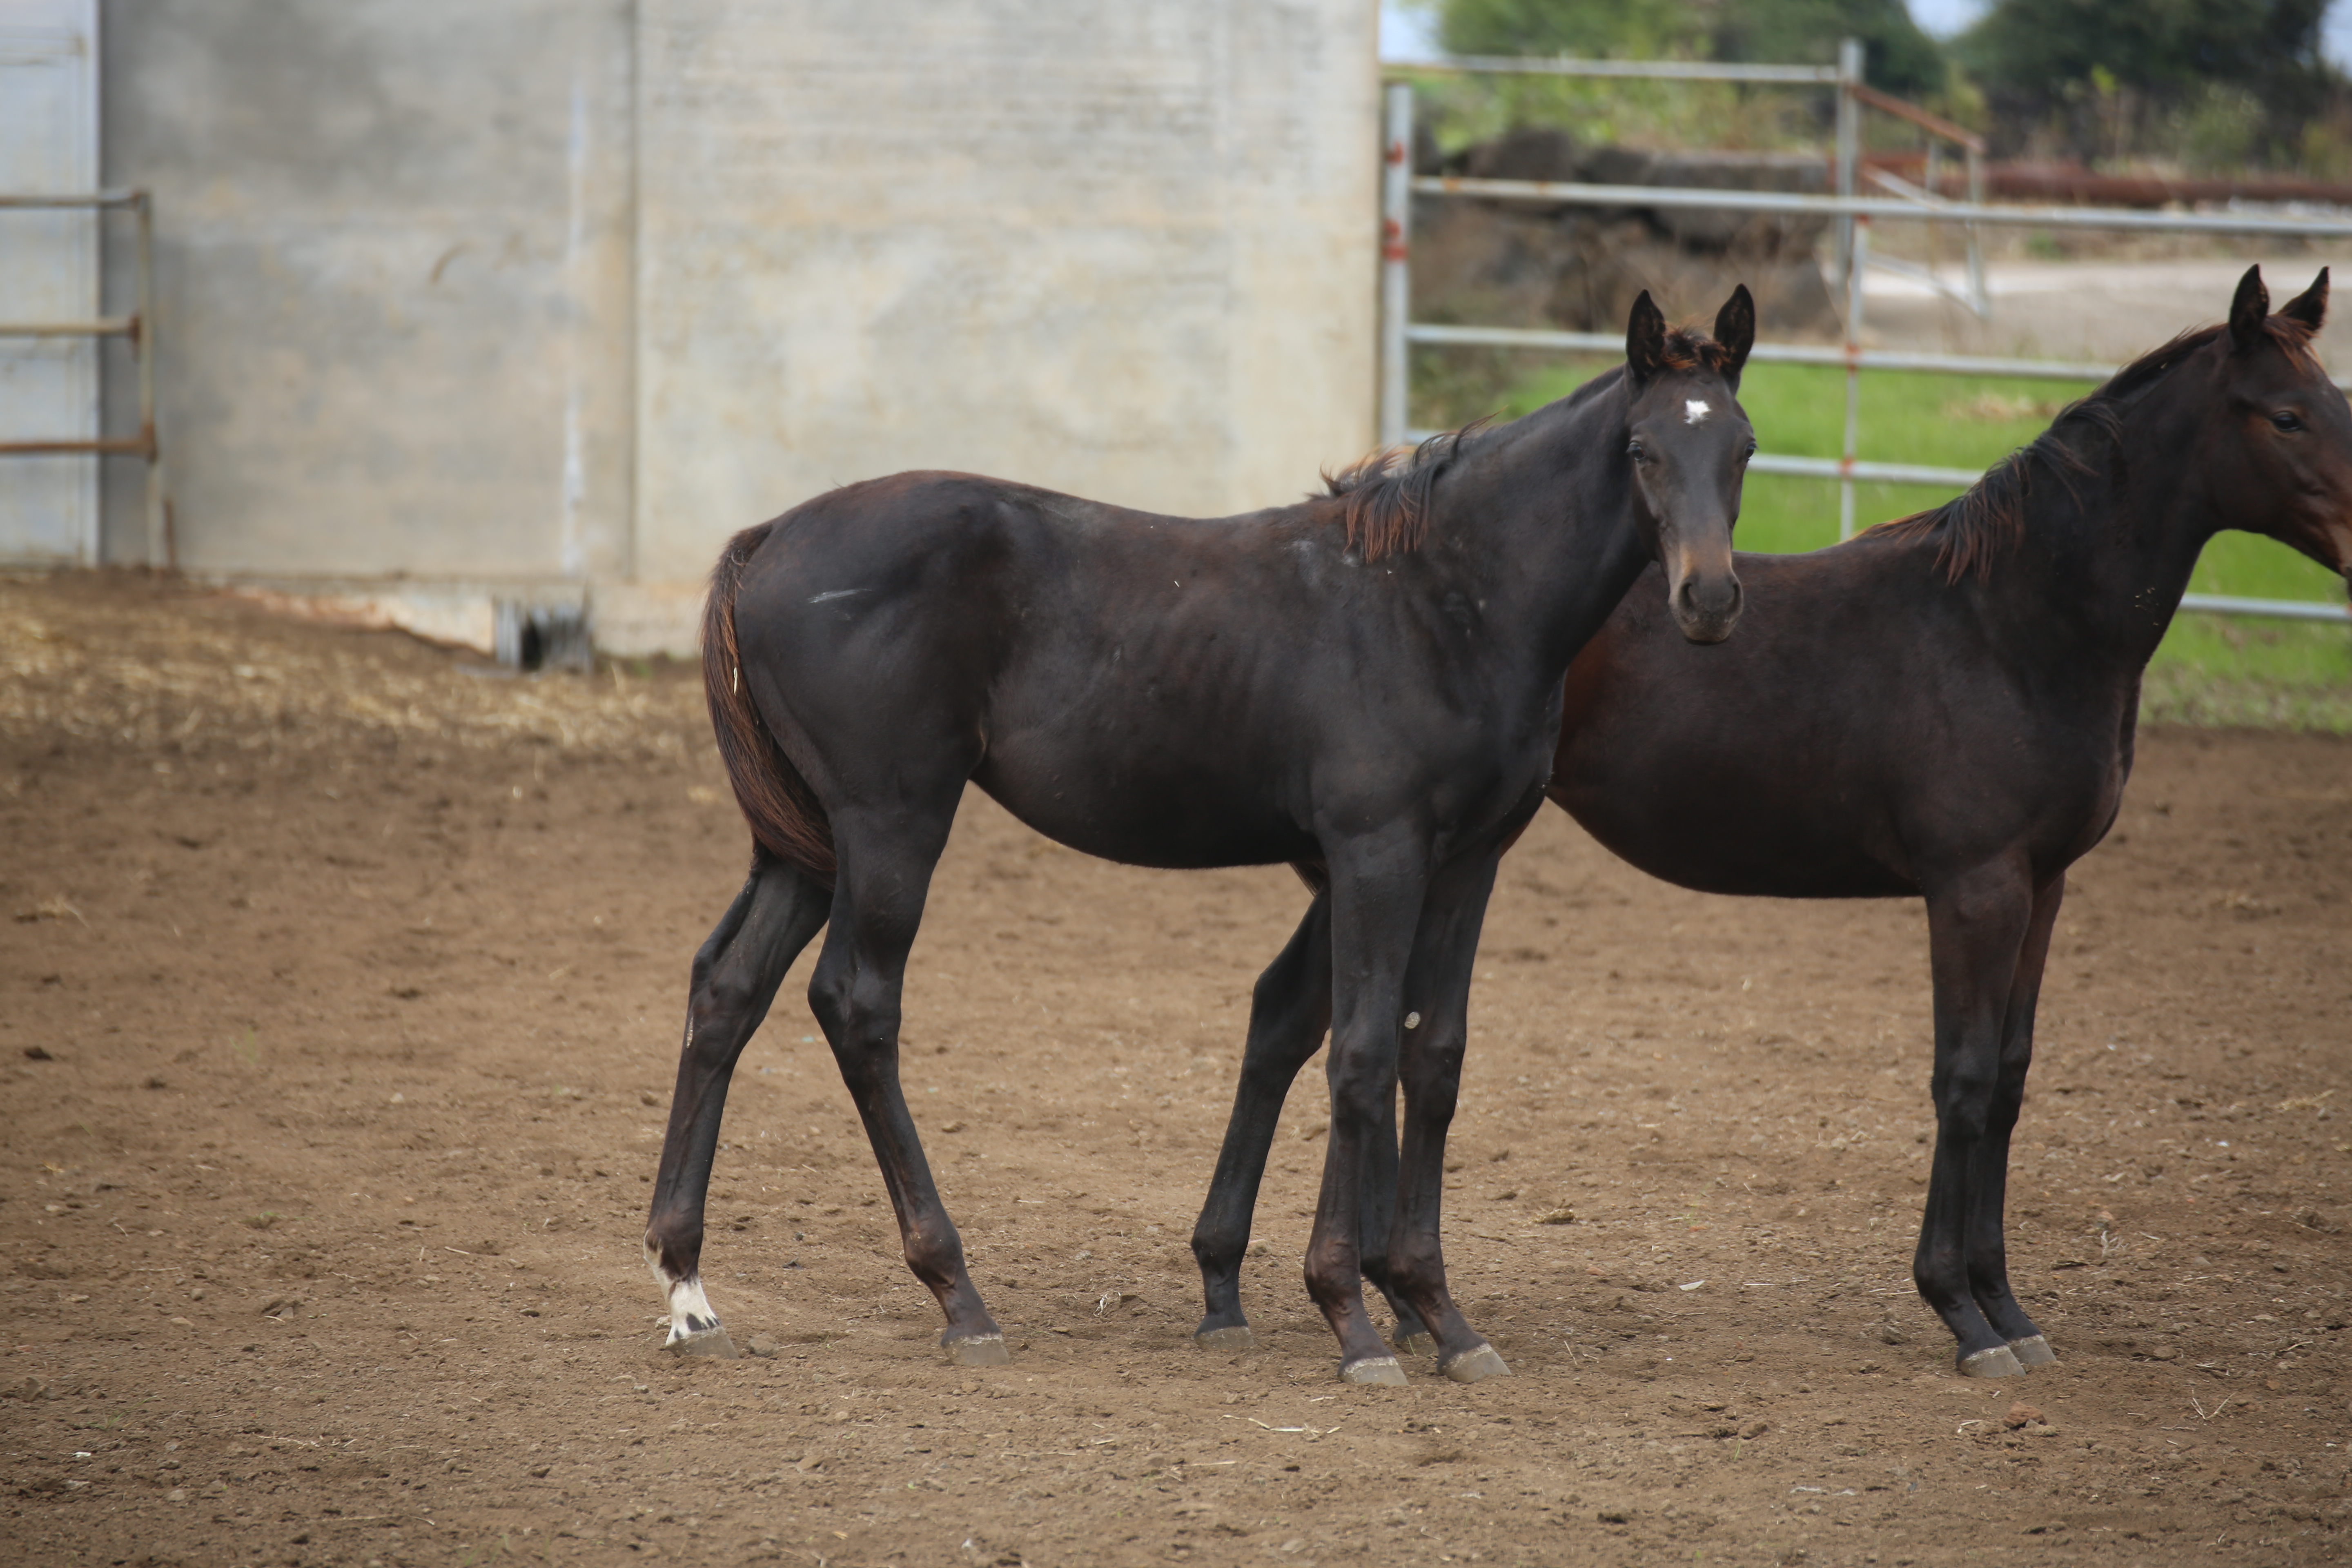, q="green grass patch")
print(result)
[1481,356,2352,728]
